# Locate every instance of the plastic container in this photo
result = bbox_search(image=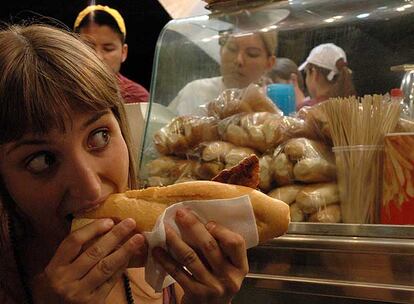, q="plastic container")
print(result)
[382,133,414,224]
[266,83,296,116]
[333,145,384,224]
[390,88,410,118]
